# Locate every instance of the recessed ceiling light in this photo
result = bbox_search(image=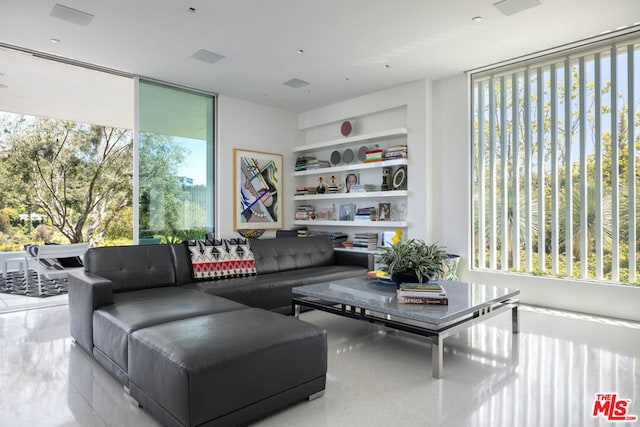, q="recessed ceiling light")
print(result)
[191,49,225,64]
[472,16,483,22]
[345,77,350,81]
[283,78,310,88]
[49,4,94,26]
[49,38,60,43]
[297,49,304,54]
[493,0,541,16]
[188,7,196,13]
[384,64,391,69]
